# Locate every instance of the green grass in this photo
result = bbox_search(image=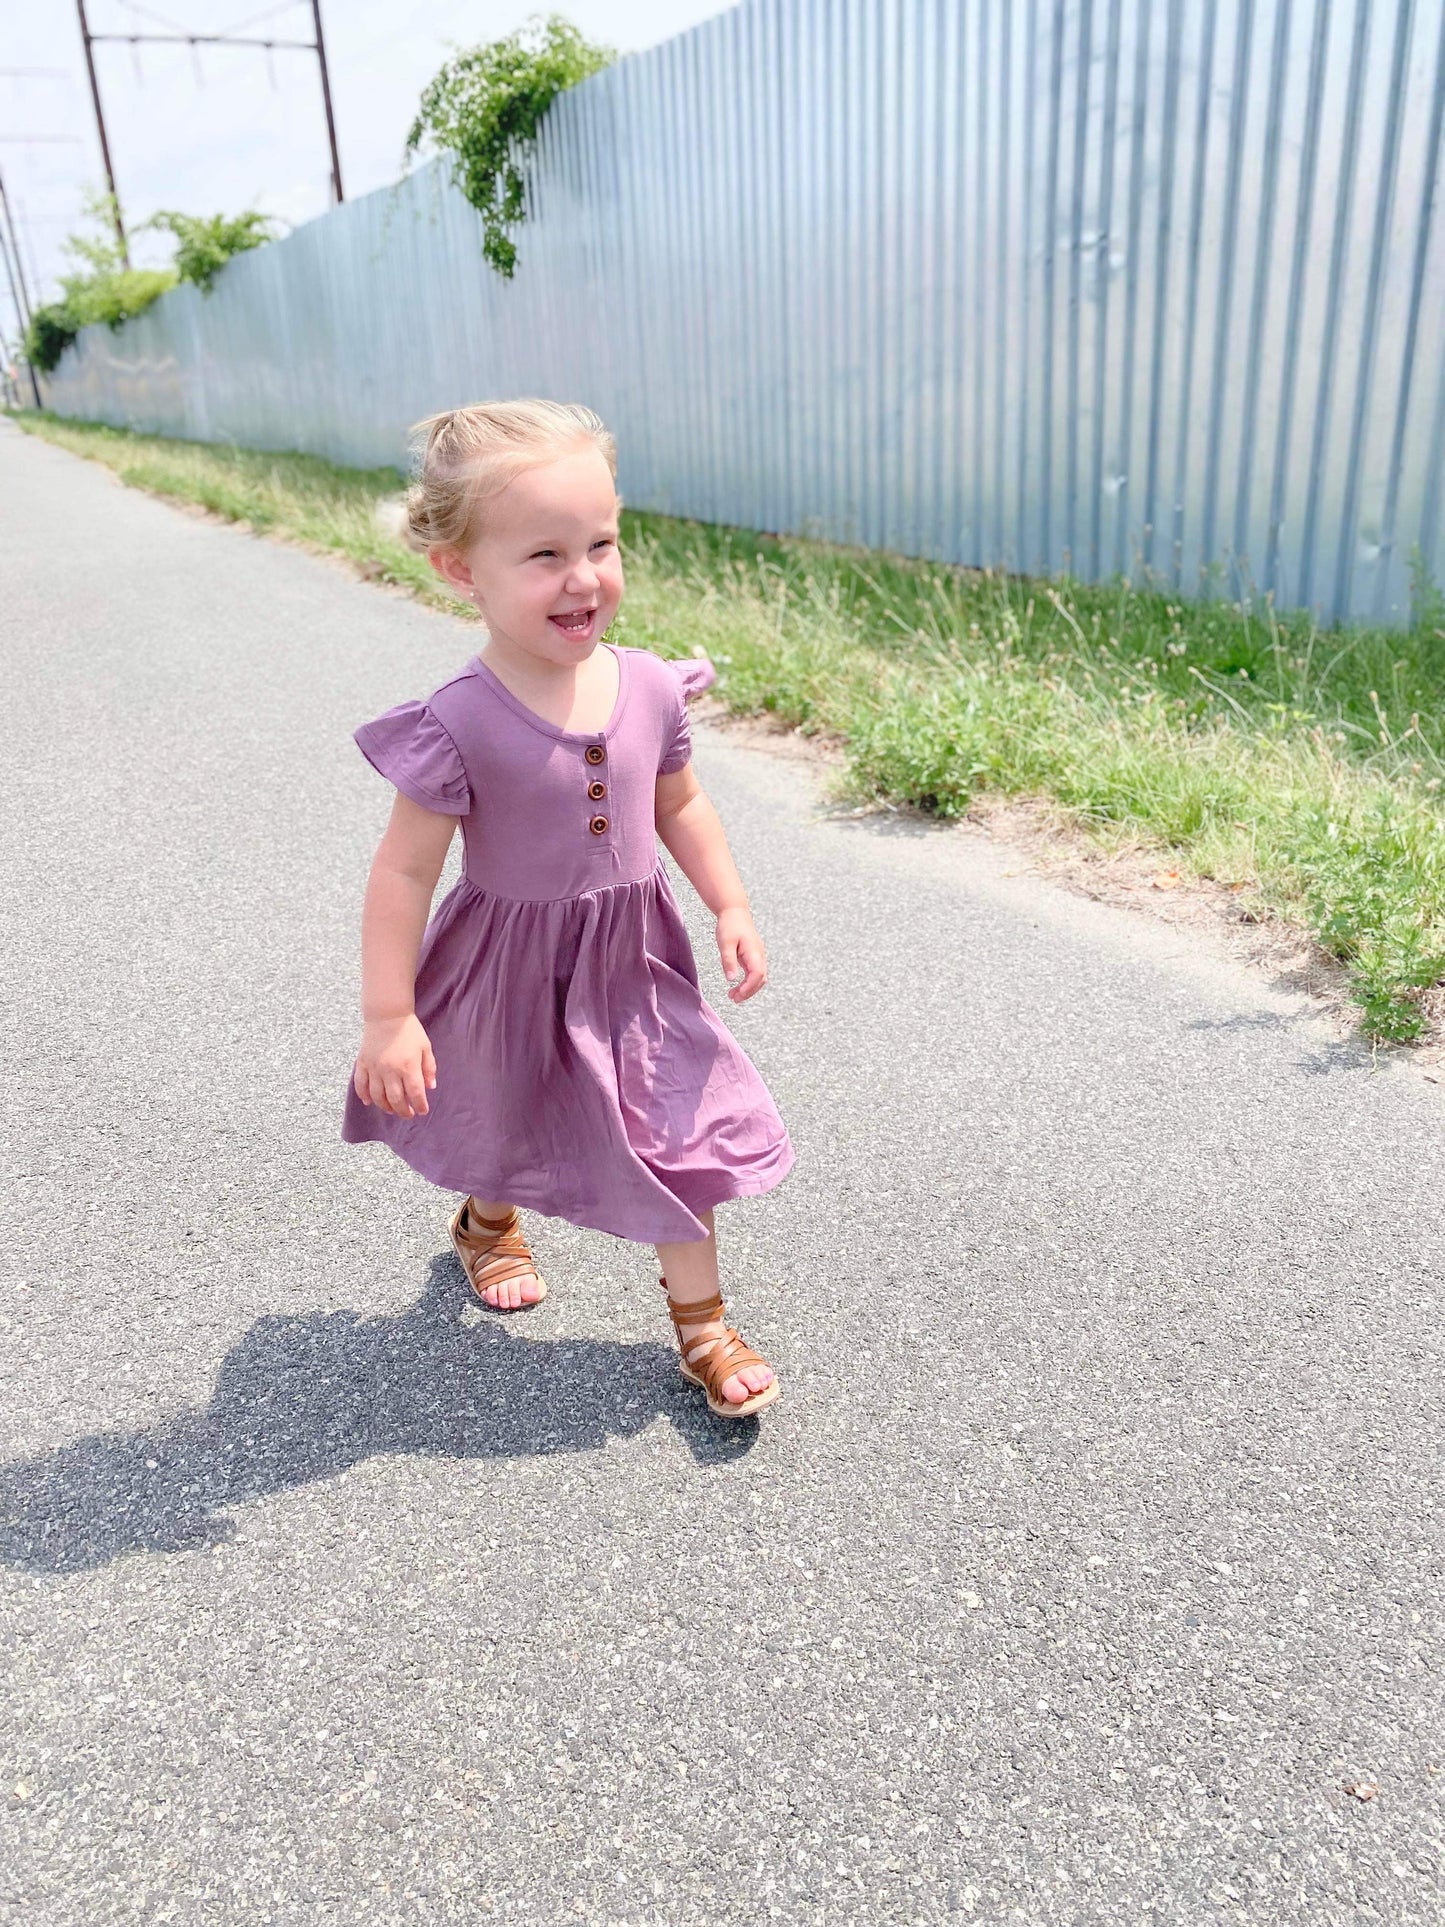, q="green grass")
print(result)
[15,407,1445,1042]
